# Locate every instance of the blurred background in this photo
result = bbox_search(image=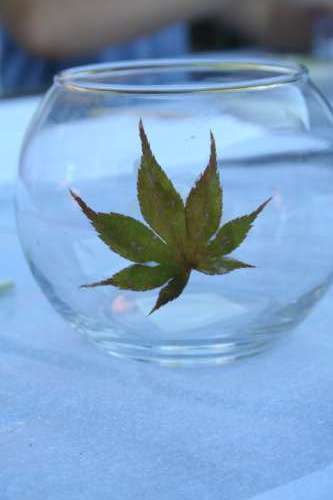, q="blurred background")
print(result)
[1,0,333,99]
